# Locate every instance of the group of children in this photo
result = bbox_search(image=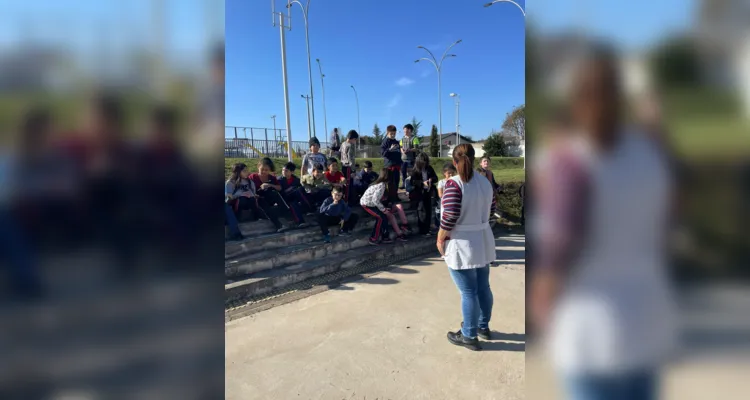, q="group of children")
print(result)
[225,125,507,244]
